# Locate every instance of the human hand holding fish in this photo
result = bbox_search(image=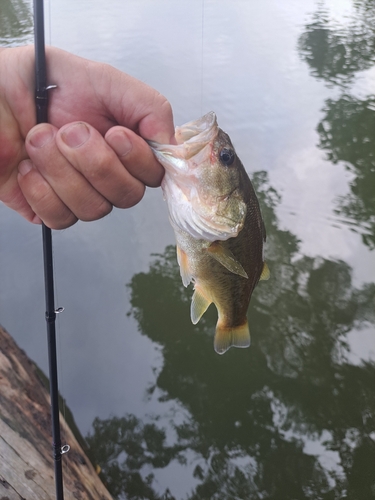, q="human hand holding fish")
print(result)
[0,45,175,229]
[149,112,270,354]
